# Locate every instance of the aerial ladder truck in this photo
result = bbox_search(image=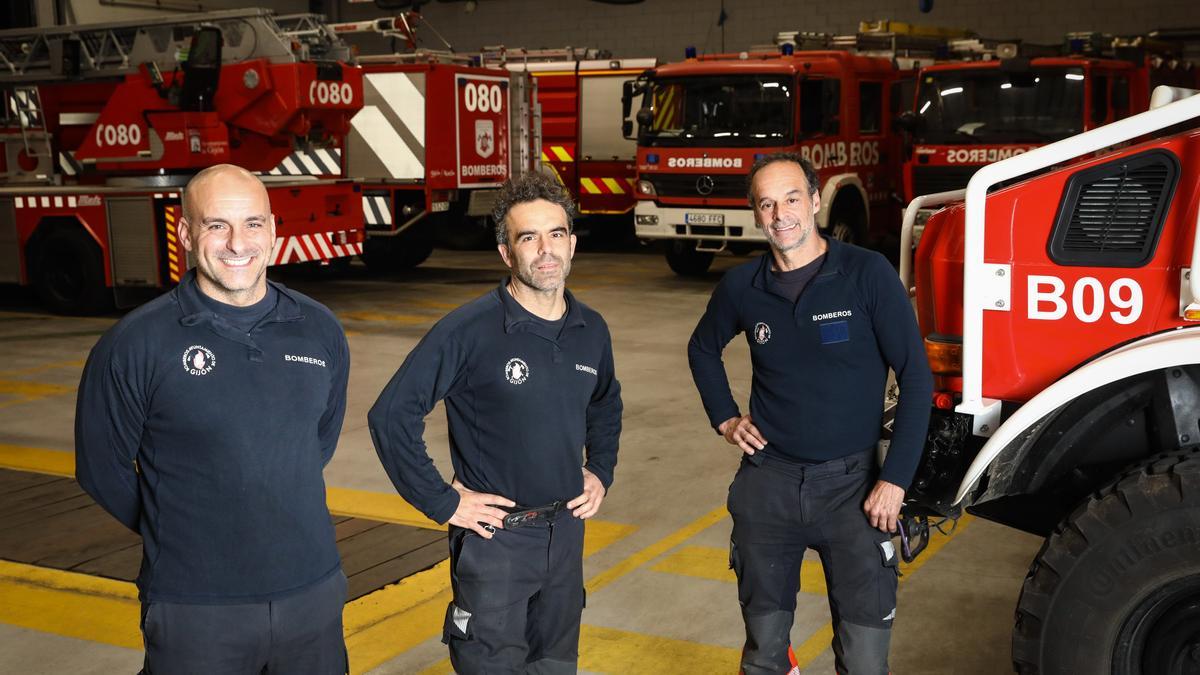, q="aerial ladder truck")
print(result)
[0,8,364,313]
[270,13,539,267]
